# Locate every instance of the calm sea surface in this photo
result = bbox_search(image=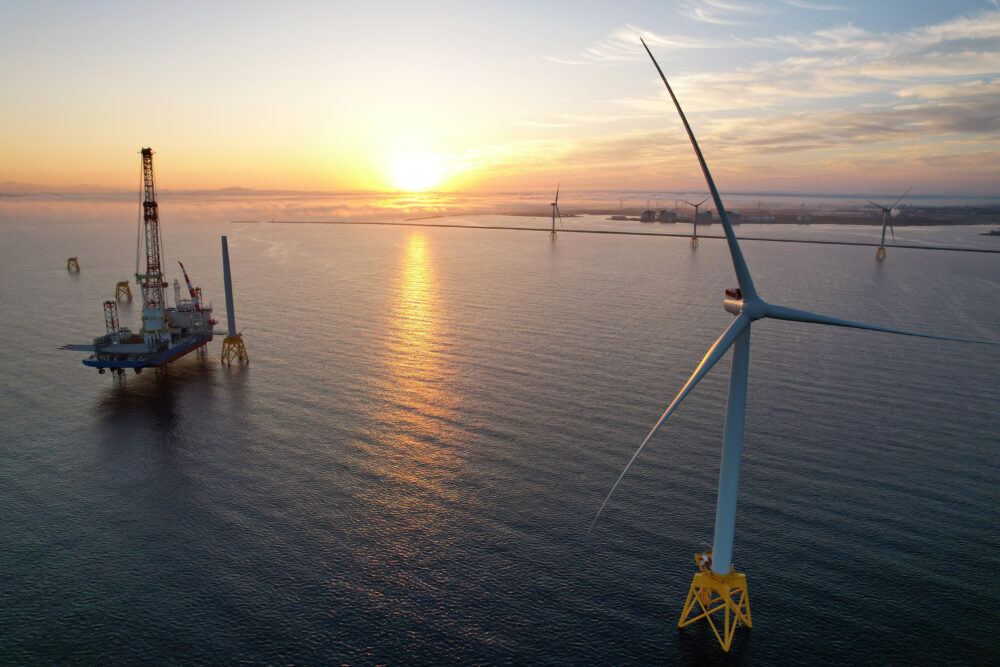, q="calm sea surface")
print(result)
[1,211,998,663]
